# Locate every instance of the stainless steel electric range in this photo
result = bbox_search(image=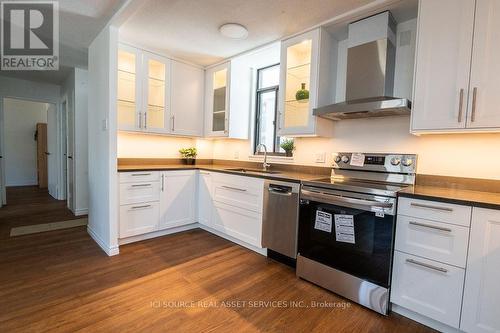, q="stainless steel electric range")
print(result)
[297,152,417,315]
